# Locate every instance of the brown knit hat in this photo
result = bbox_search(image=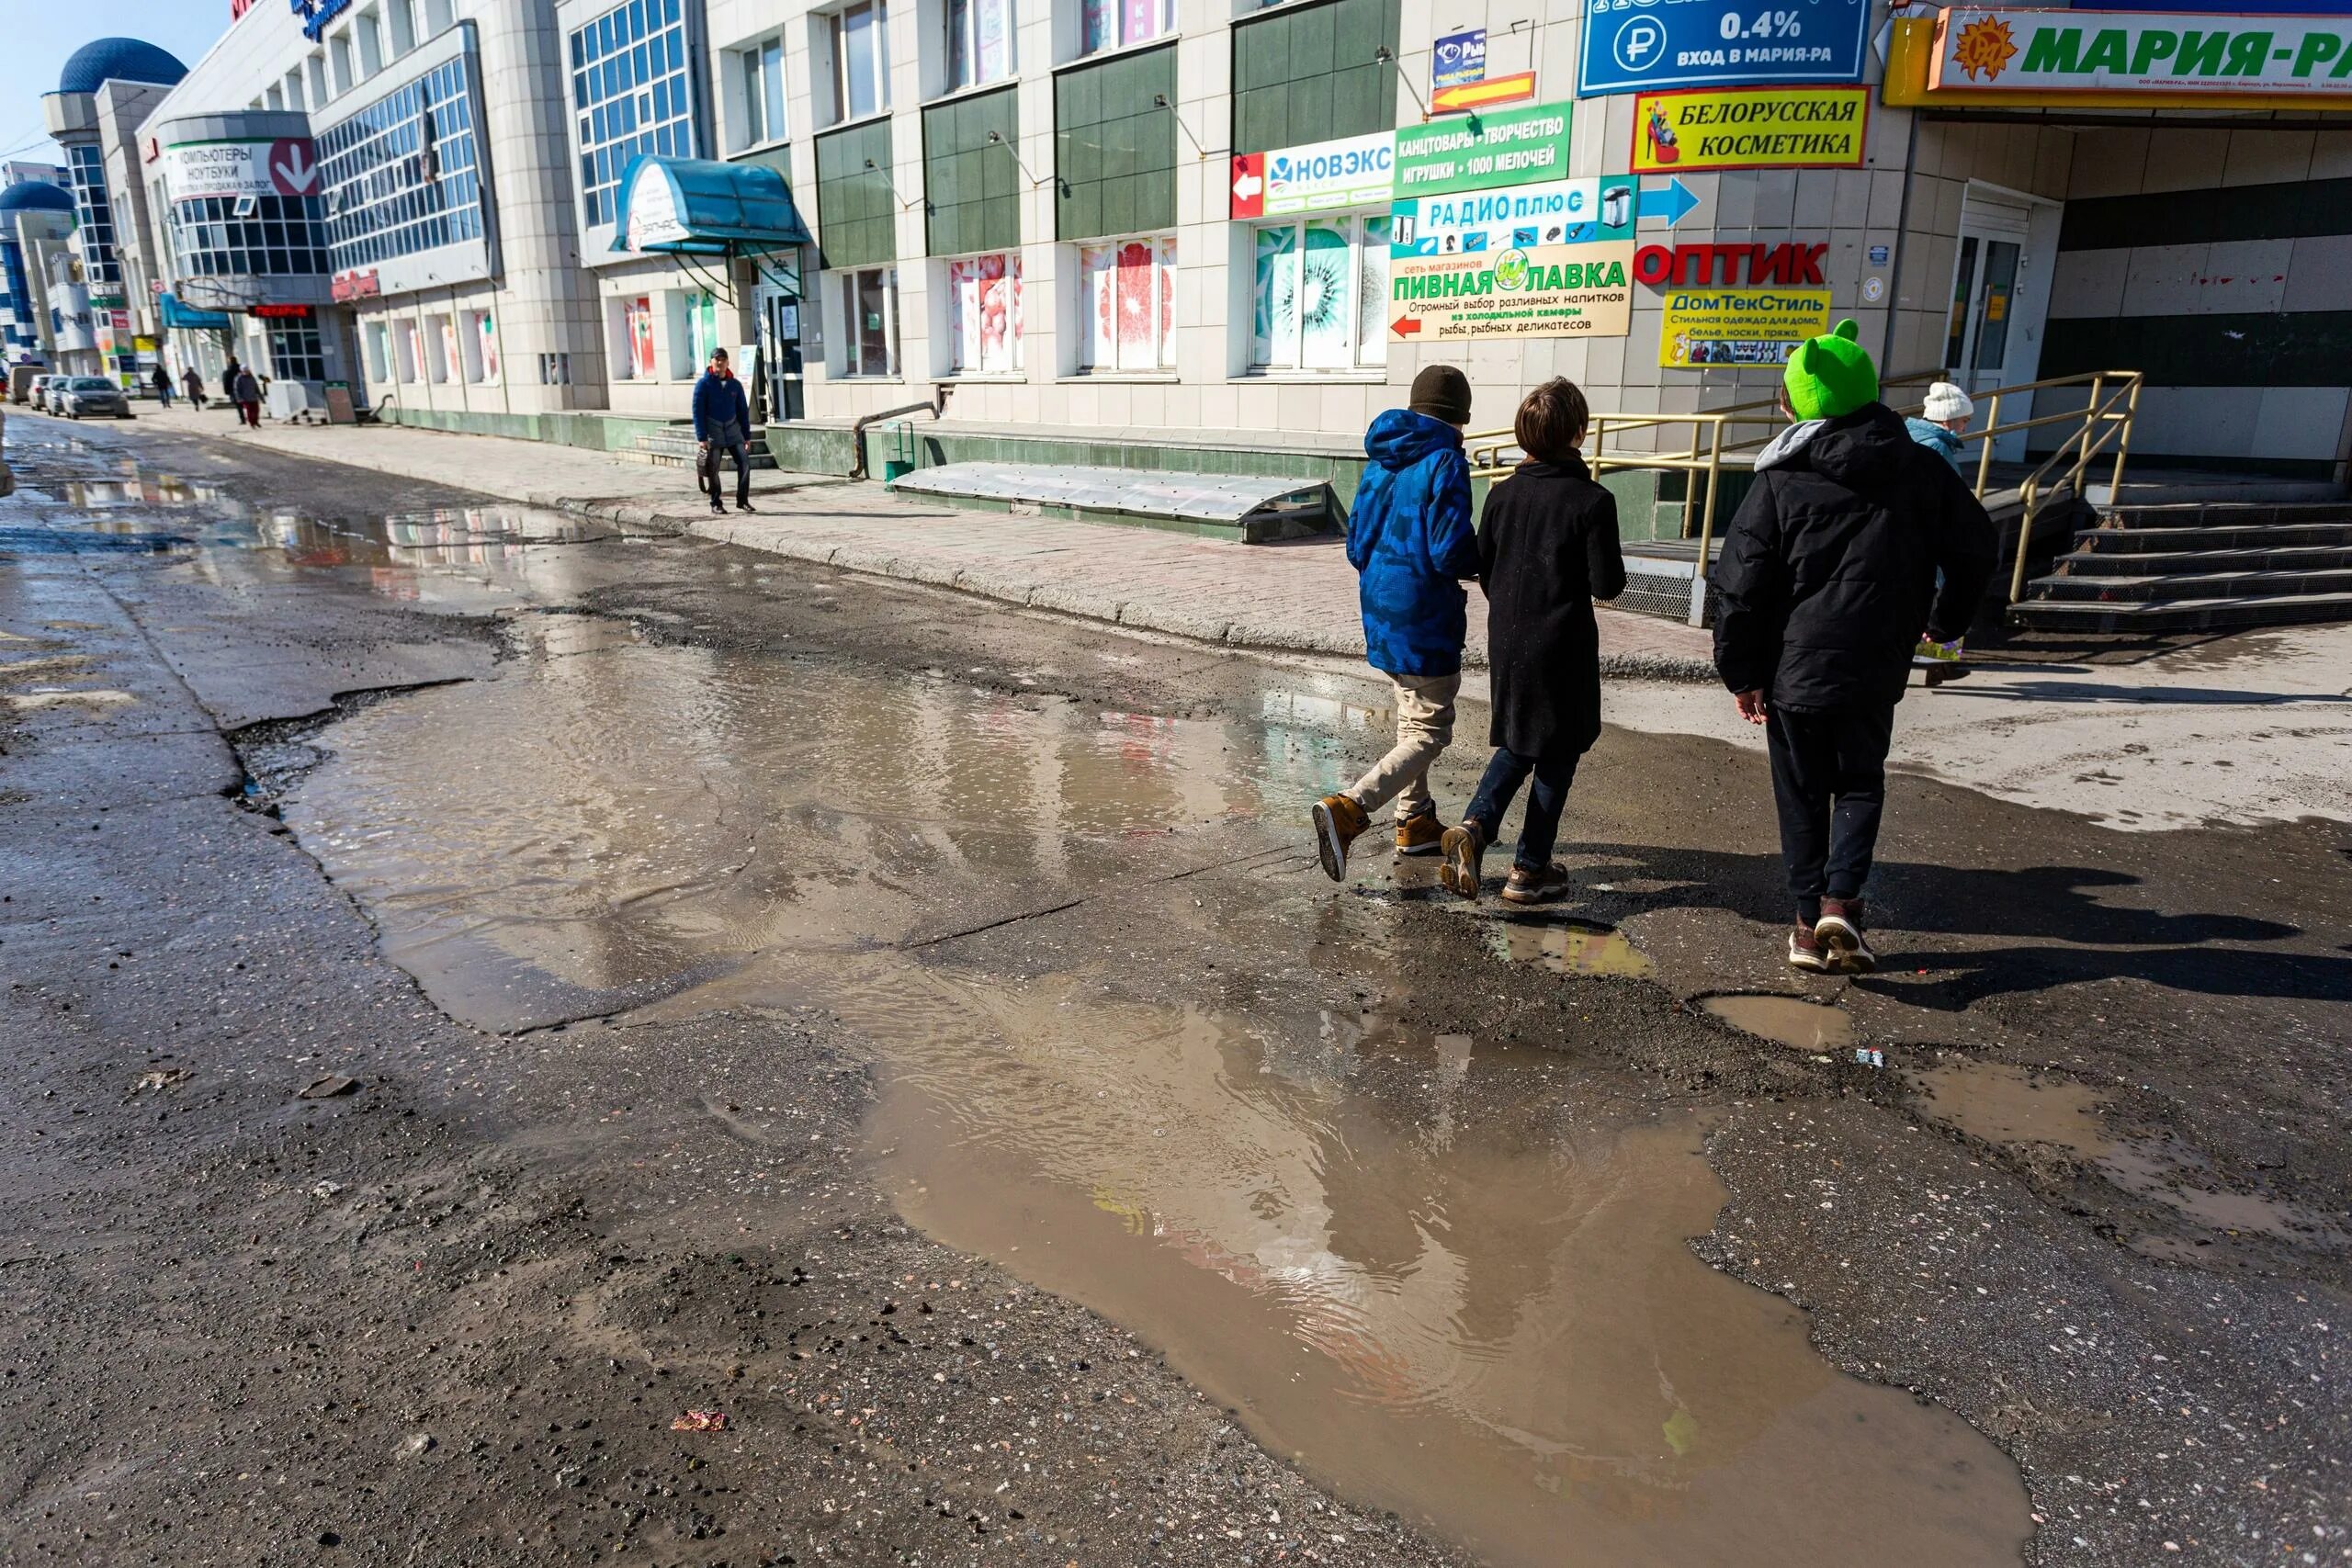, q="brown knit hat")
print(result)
[1408,364,1473,426]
